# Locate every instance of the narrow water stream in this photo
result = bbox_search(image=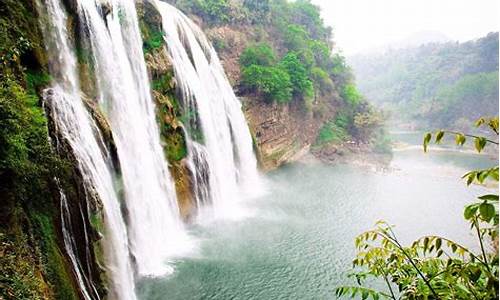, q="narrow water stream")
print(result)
[138,133,497,299]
